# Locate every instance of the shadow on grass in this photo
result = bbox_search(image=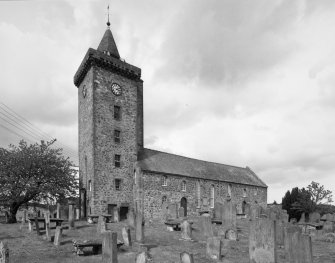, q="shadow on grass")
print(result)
[0,234,25,240]
[75,224,92,230]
